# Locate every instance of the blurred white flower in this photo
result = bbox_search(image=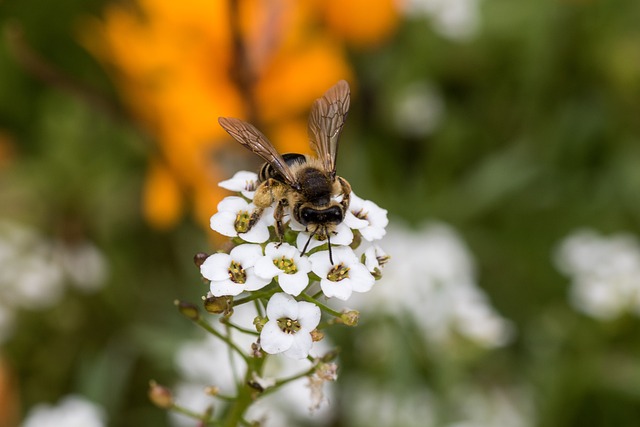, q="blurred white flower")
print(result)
[344,192,389,241]
[446,385,534,427]
[309,246,375,301]
[554,229,640,319]
[254,242,312,296]
[260,293,321,359]
[21,395,106,427]
[0,220,109,343]
[393,82,445,137]
[209,196,270,243]
[200,244,270,296]
[403,0,481,40]
[354,221,512,348]
[53,240,109,292]
[218,170,259,199]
